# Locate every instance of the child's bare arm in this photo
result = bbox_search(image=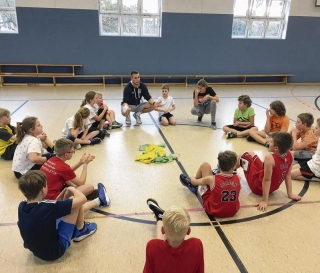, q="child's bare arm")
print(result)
[256,154,273,211]
[28,152,47,164]
[285,164,302,201]
[66,187,87,208]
